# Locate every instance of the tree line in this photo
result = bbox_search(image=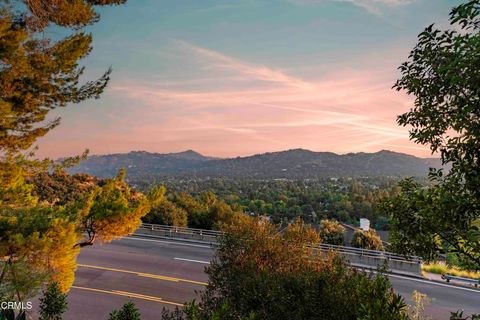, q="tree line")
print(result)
[134,177,410,231]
